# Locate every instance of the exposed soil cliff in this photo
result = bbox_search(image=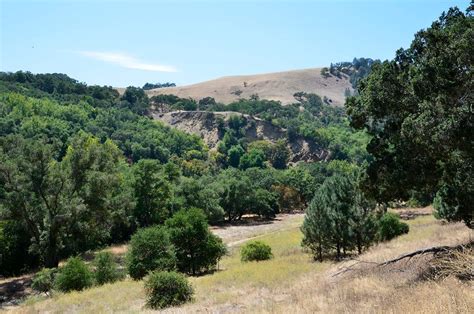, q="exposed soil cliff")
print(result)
[152,110,330,163]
